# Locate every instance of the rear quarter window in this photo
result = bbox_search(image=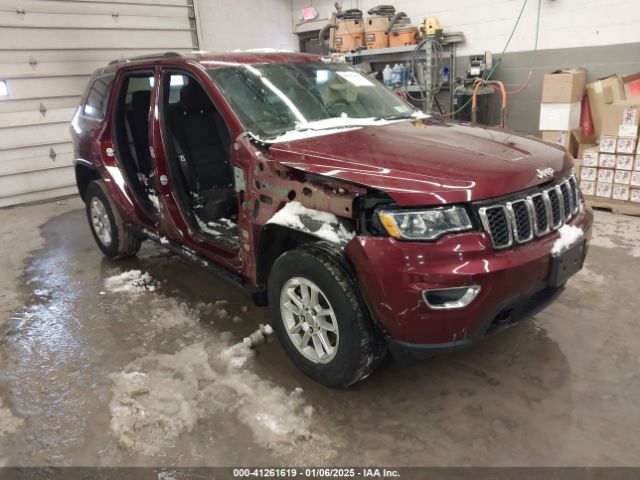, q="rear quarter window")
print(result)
[83,74,115,119]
